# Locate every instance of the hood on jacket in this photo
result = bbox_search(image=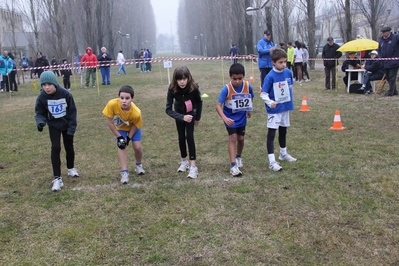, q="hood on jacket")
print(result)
[85,47,93,55]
